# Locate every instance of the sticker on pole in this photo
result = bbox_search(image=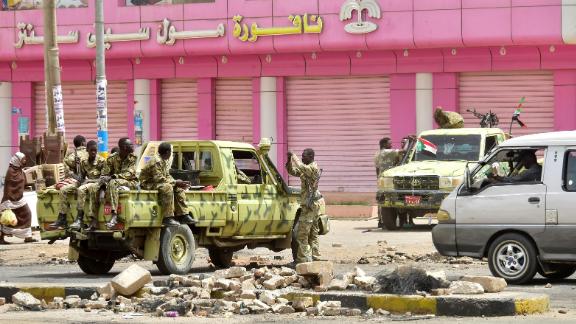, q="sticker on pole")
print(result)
[53,85,65,133]
[96,79,108,131]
